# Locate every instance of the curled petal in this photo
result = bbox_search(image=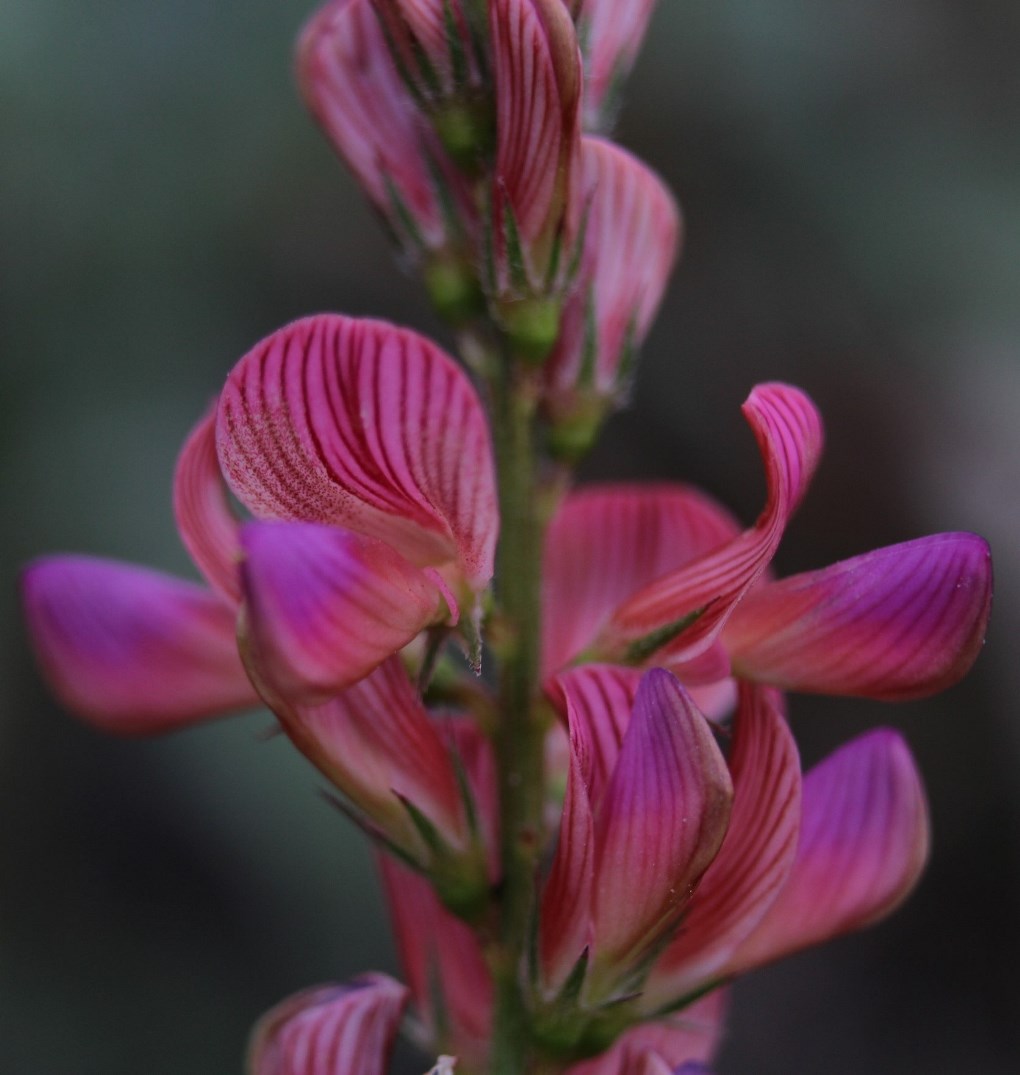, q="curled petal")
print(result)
[543,485,740,674]
[240,521,443,699]
[22,556,256,735]
[590,670,733,985]
[644,686,800,1007]
[247,973,408,1075]
[217,314,498,590]
[545,137,680,417]
[173,405,241,601]
[725,729,929,977]
[724,533,993,701]
[603,384,824,664]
